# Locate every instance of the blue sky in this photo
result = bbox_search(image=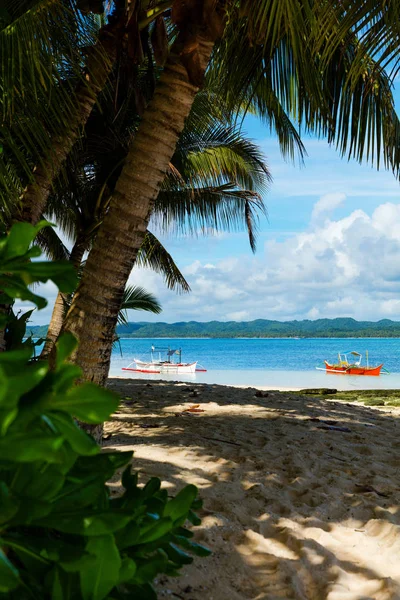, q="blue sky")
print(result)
[27,90,400,325]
